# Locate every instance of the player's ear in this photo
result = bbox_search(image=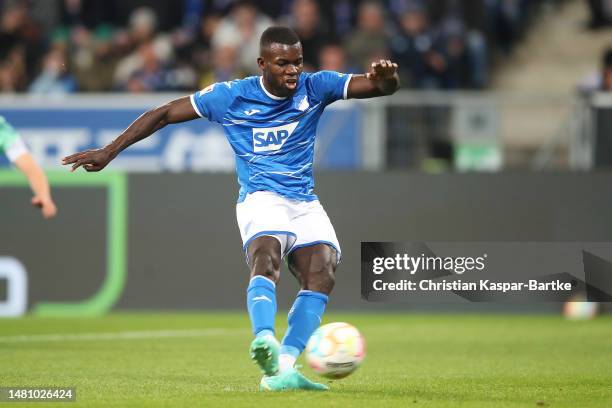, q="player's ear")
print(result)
[257,57,265,71]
